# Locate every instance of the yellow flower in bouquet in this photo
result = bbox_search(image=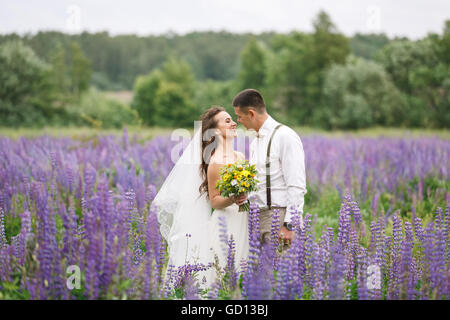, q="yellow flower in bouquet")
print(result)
[223,173,231,182]
[215,159,259,212]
